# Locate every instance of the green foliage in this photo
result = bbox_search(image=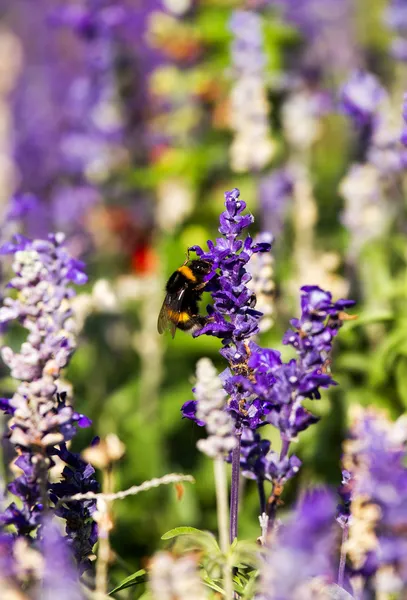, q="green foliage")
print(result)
[109,570,147,595]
